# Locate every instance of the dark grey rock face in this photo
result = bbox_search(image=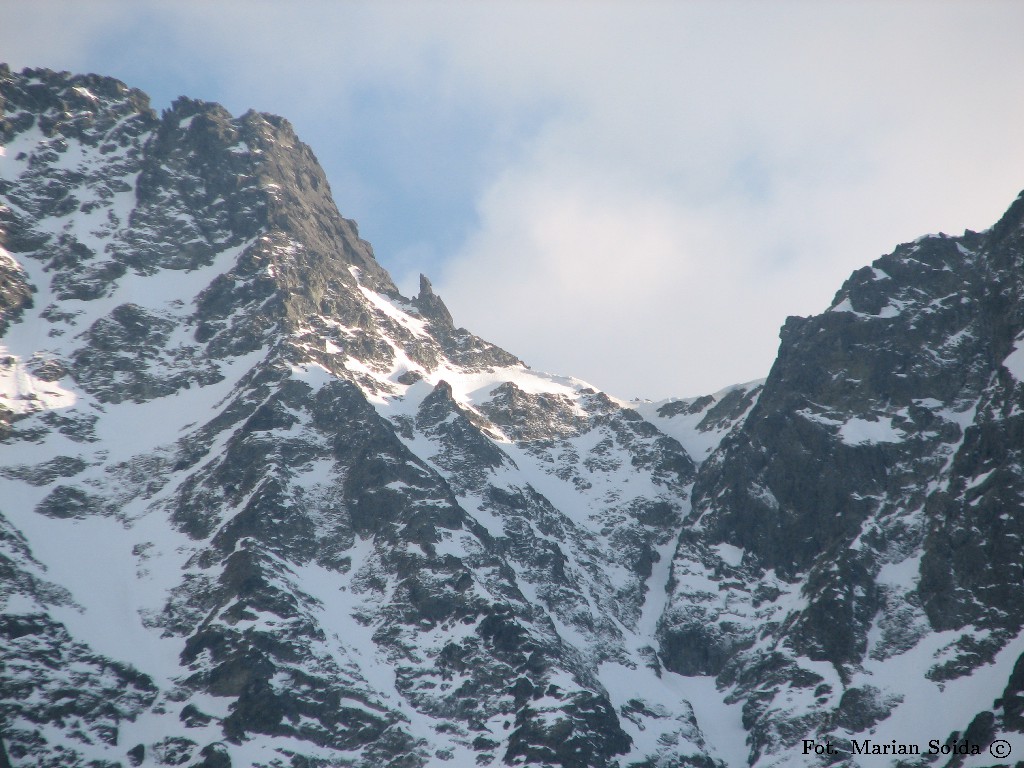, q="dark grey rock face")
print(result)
[656,193,1024,763]
[4,64,1024,768]
[0,252,31,337]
